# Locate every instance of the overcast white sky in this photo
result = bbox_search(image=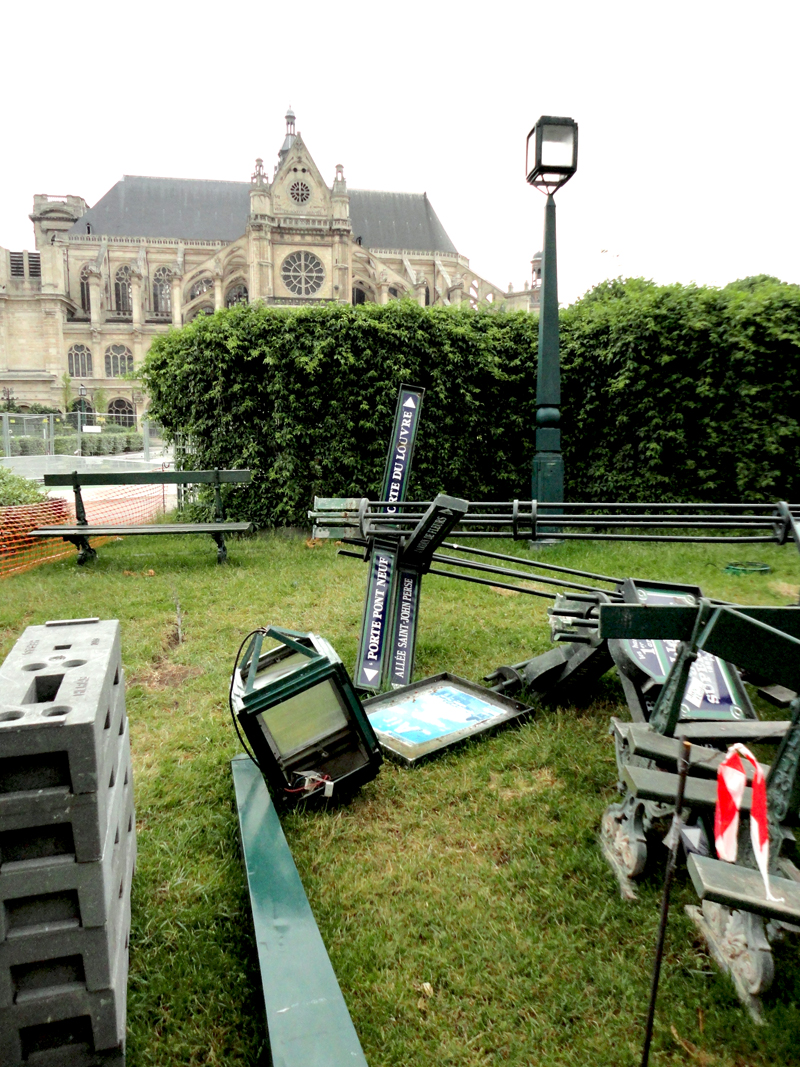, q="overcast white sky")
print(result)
[3,0,799,306]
